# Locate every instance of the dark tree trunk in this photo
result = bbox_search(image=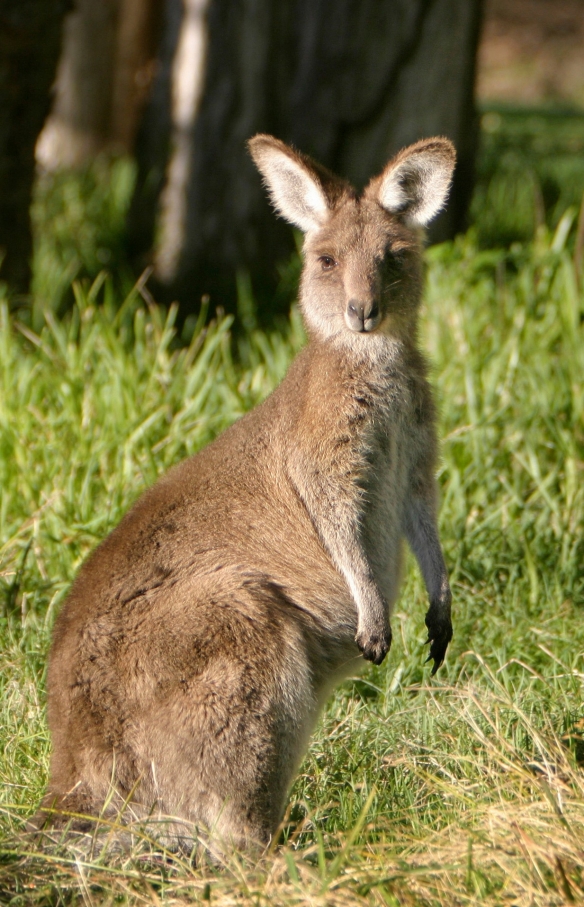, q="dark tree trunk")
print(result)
[36,0,162,170]
[0,0,69,297]
[110,0,164,151]
[129,0,483,321]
